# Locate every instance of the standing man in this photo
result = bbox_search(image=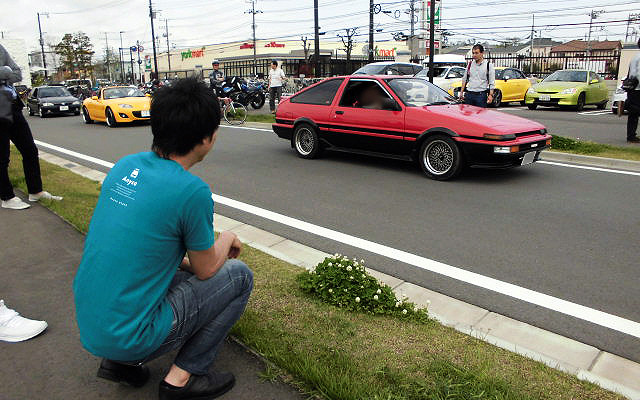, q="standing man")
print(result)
[209,60,224,87]
[268,60,286,114]
[624,39,640,143]
[0,44,62,210]
[73,78,253,400]
[460,44,496,108]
